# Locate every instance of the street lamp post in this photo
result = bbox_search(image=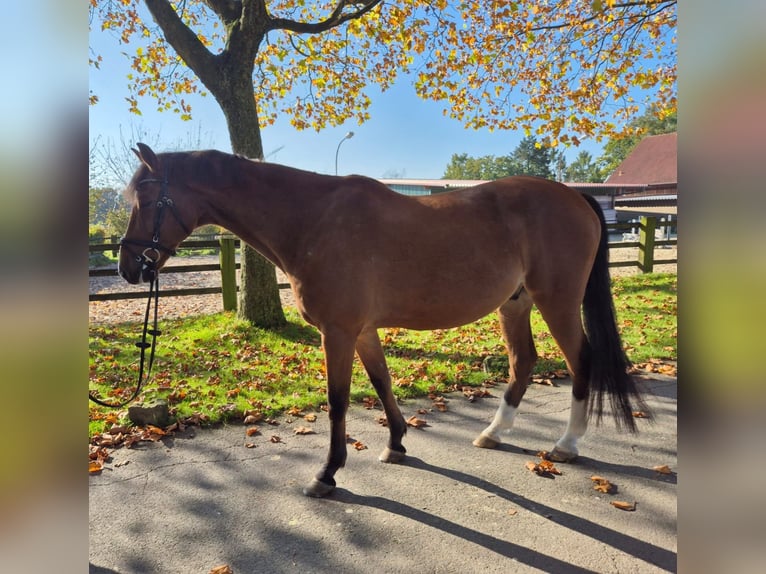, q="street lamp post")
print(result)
[334,131,354,175]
